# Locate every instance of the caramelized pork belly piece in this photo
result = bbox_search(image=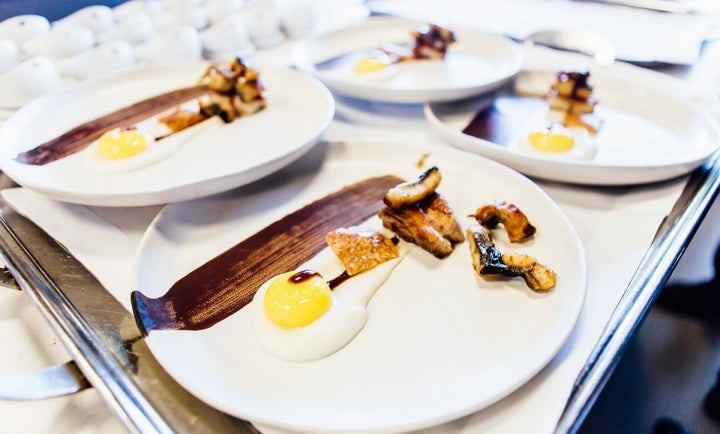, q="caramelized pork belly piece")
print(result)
[471,201,536,243]
[411,24,456,60]
[325,226,399,276]
[383,166,442,209]
[198,57,266,117]
[378,166,463,258]
[158,109,208,133]
[466,225,556,292]
[379,192,464,259]
[547,69,601,134]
